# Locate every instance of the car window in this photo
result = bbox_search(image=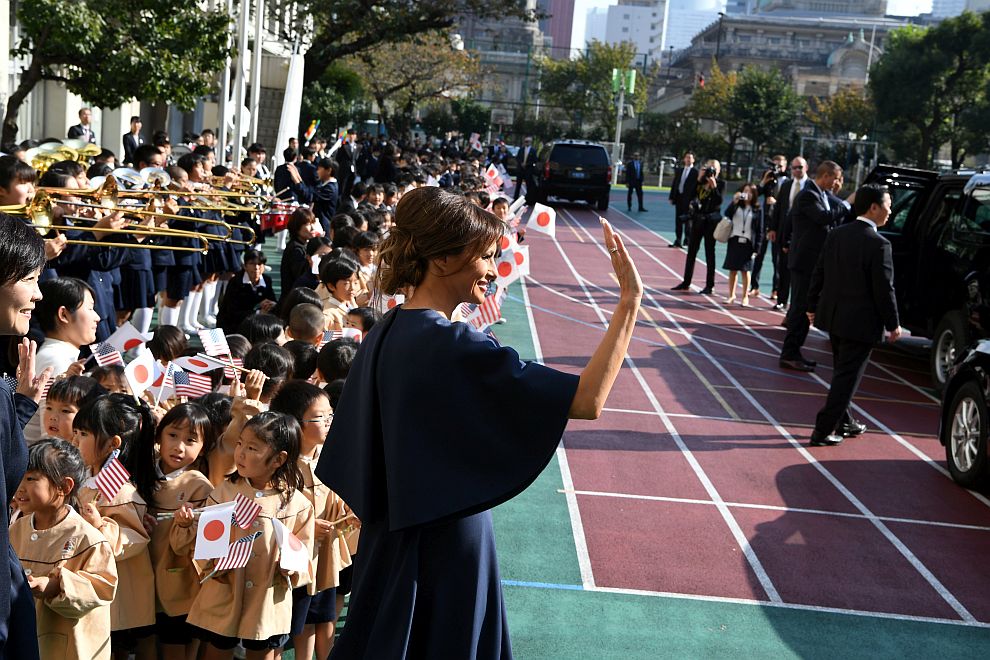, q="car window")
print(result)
[550,145,608,167]
[956,187,990,233]
[885,187,921,234]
